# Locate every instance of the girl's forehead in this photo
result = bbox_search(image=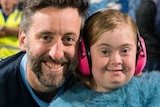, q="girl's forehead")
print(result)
[105,26,135,38]
[96,26,137,45]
